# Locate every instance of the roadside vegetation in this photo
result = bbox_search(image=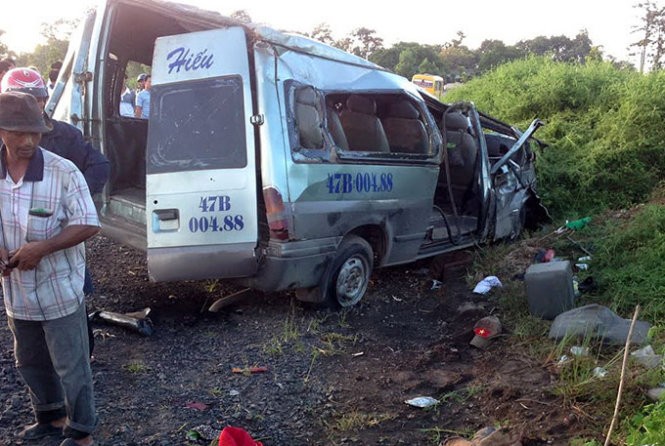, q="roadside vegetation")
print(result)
[448,57,665,444]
